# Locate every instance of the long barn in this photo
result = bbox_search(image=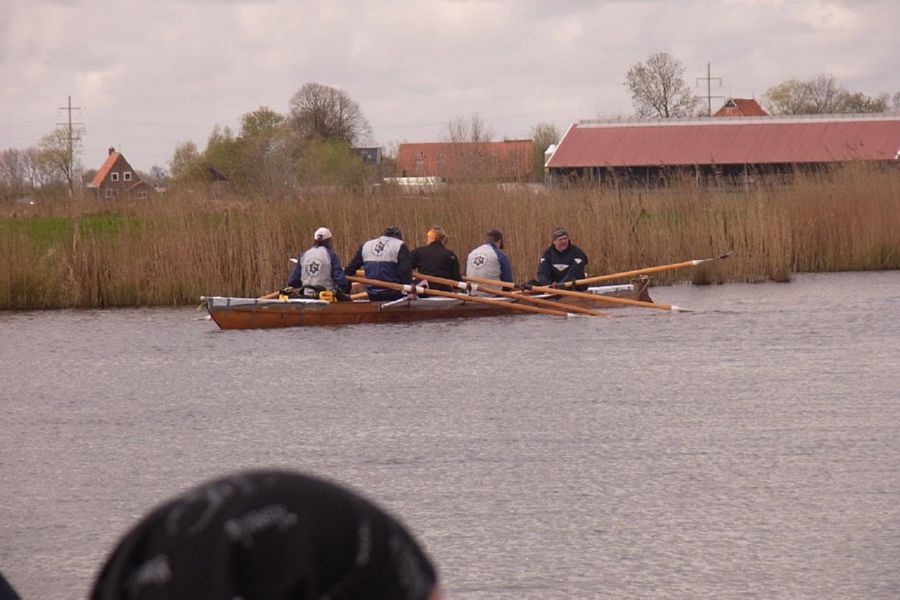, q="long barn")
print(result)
[546,115,900,184]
